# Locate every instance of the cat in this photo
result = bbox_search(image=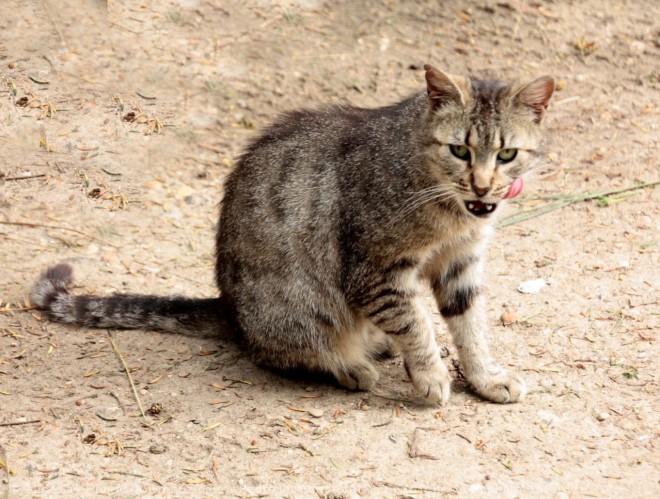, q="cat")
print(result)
[30,64,554,405]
